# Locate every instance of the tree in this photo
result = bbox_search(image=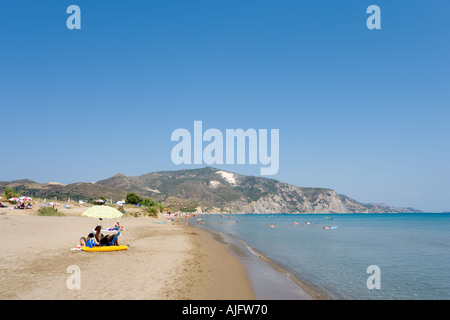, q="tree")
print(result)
[142,197,156,207]
[3,187,20,199]
[126,193,143,205]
